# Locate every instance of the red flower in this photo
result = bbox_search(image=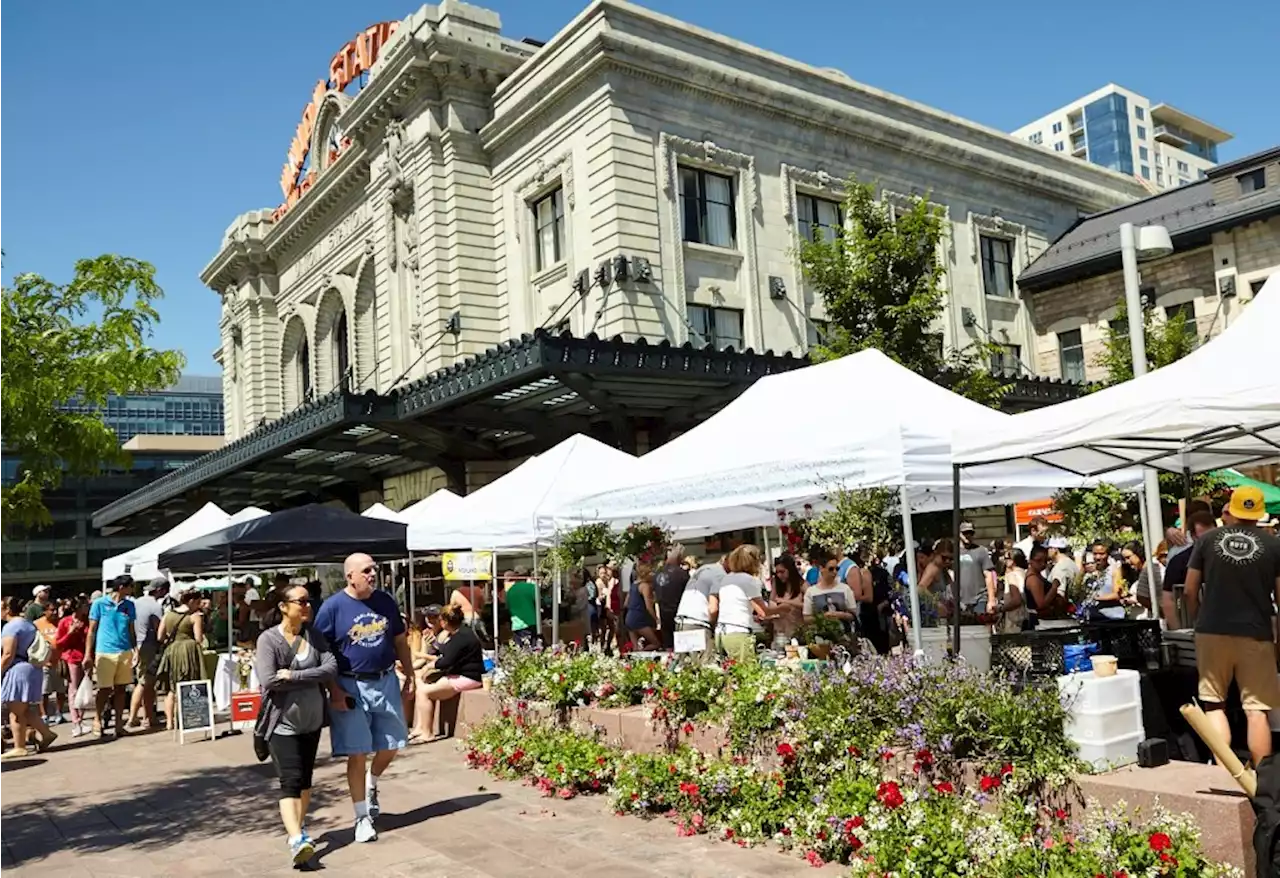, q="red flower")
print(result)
[805,850,825,867]
[1054,808,1068,821]
[846,744,861,758]
[681,722,695,735]
[876,781,905,810]
[596,756,607,766]
[776,742,797,764]
[724,828,735,840]
[1148,832,1172,852]
[1000,762,1014,777]
[501,708,511,718]
[933,781,955,794]
[979,775,1001,794]
[668,764,678,774]
[915,747,934,767]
